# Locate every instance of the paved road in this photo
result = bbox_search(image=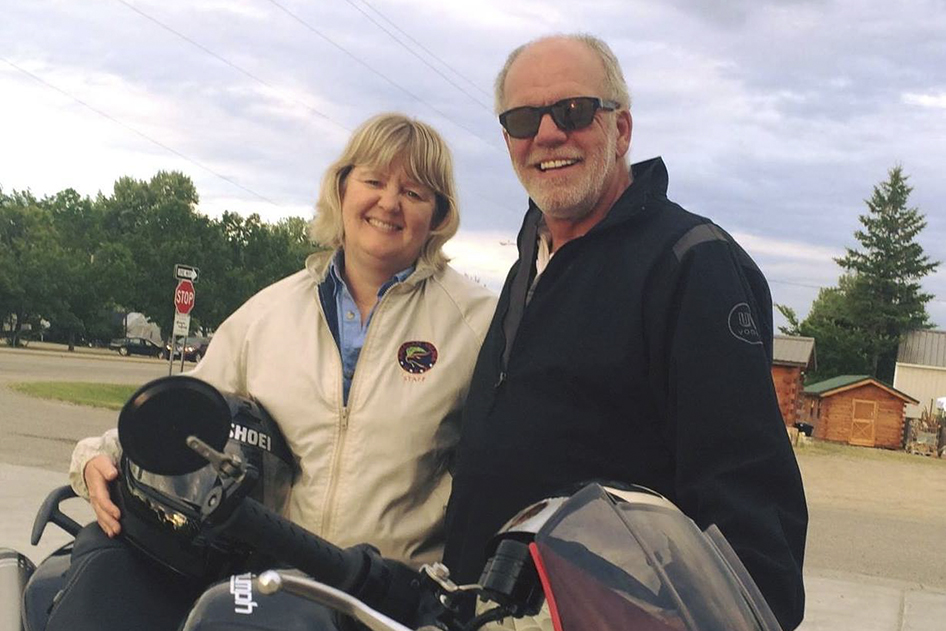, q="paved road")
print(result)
[0,346,171,385]
[0,348,171,470]
[807,507,946,588]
